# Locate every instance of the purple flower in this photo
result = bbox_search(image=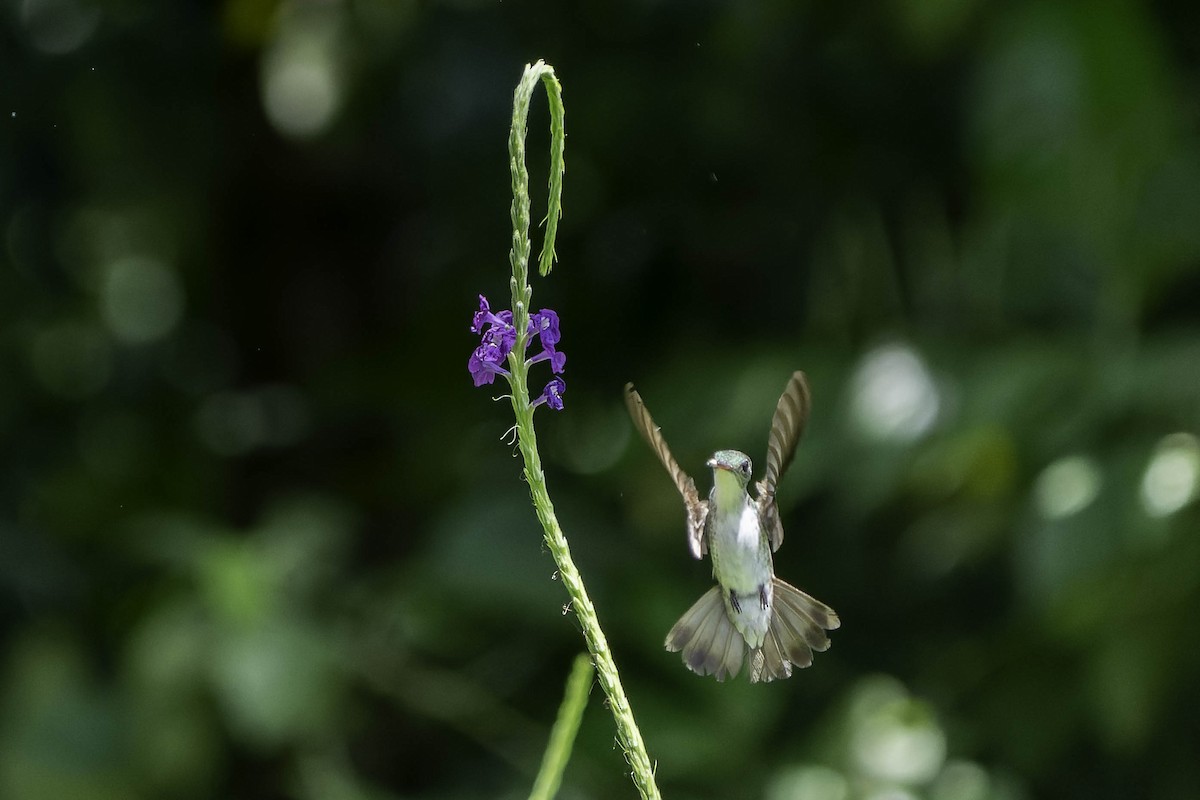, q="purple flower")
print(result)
[471,295,514,334]
[481,321,517,357]
[468,341,511,387]
[534,377,566,410]
[531,309,560,347]
[469,294,566,409]
[528,344,566,374]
